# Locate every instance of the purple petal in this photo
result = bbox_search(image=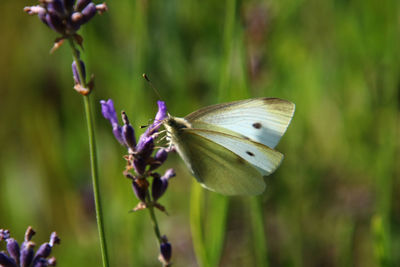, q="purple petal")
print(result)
[6,238,20,264]
[155,101,168,123]
[162,168,176,181]
[81,2,96,23]
[76,0,91,11]
[132,180,147,202]
[100,99,119,127]
[0,252,17,267]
